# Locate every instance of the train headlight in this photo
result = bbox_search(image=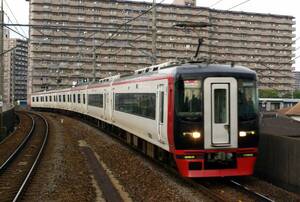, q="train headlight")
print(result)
[183,131,201,139]
[239,131,256,137]
[192,132,201,139]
